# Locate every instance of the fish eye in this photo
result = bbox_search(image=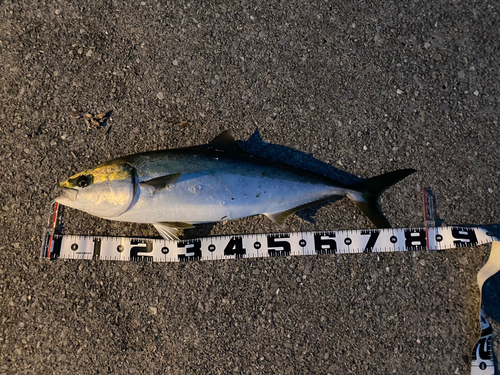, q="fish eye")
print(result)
[76,175,90,188]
